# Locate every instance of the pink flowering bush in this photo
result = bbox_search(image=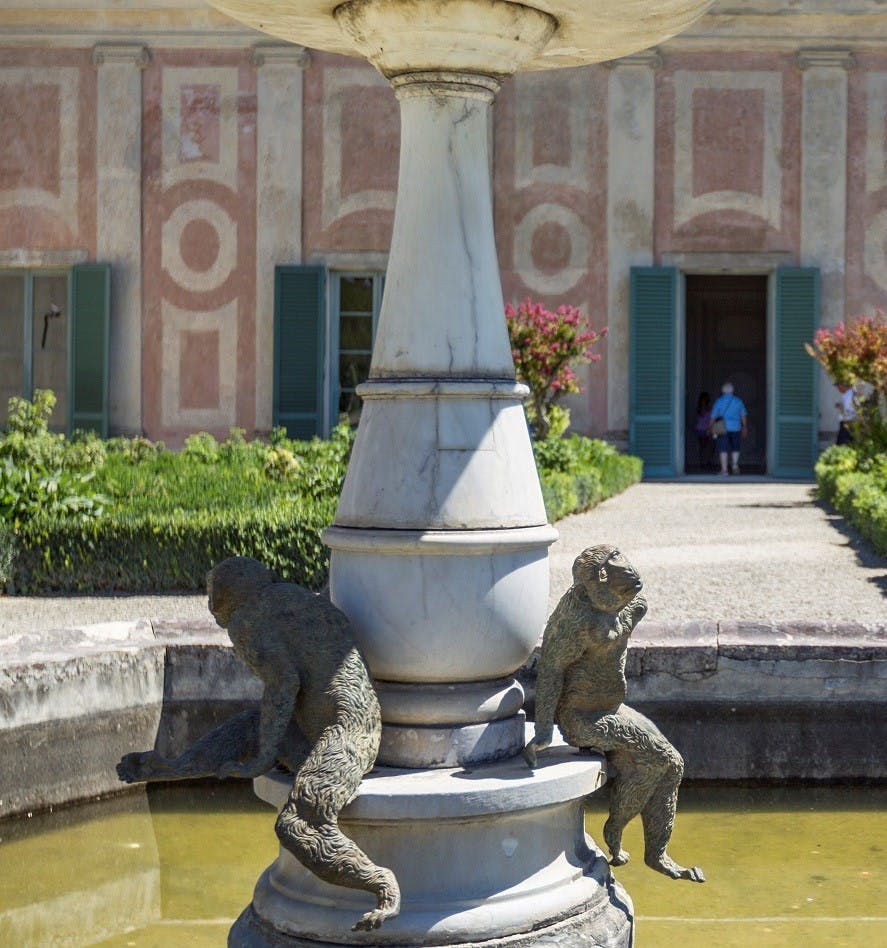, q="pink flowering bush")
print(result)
[505,298,607,440]
[805,312,887,395]
[806,312,887,450]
